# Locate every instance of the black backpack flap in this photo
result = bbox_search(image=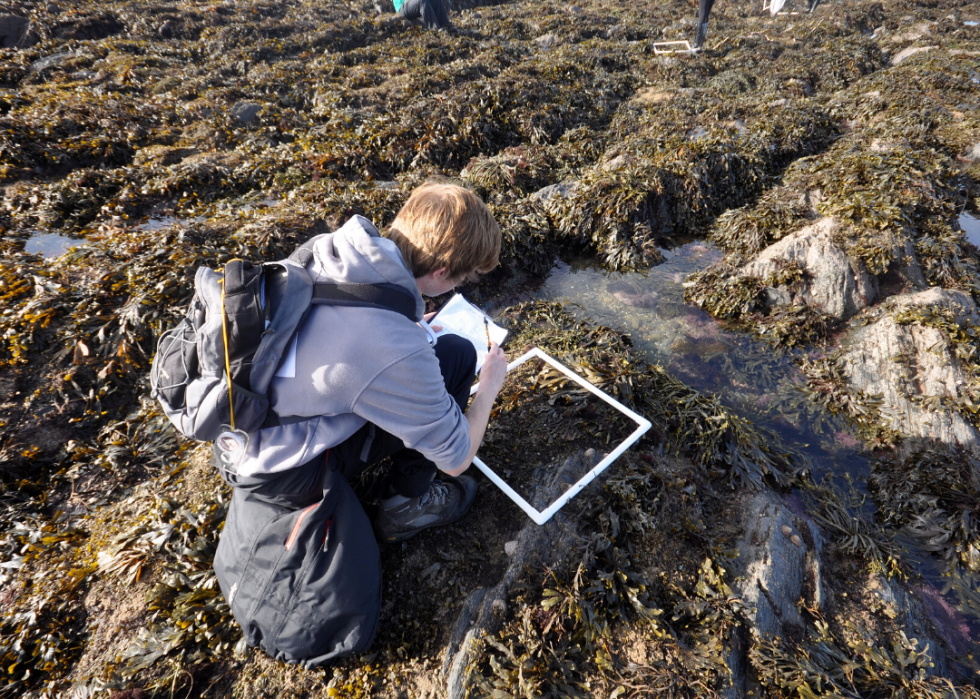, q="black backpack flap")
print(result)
[214,468,380,665]
[272,472,381,666]
[223,260,265,390]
